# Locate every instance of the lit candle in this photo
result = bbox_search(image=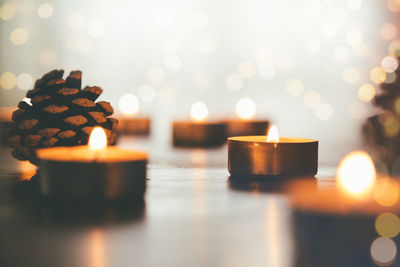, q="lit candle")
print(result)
[172,101,226,147]
[225,97,269,137]
[228,125,318,178]
[37,127,148,201]
[117,93,151,136]
[290,151,400,267]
